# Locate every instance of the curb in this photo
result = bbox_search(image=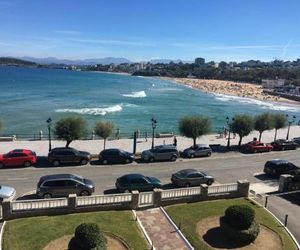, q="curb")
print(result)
[0,221,6,250]
[249,197,300,250]
[160,207,194,250]
[132,210,156,250]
